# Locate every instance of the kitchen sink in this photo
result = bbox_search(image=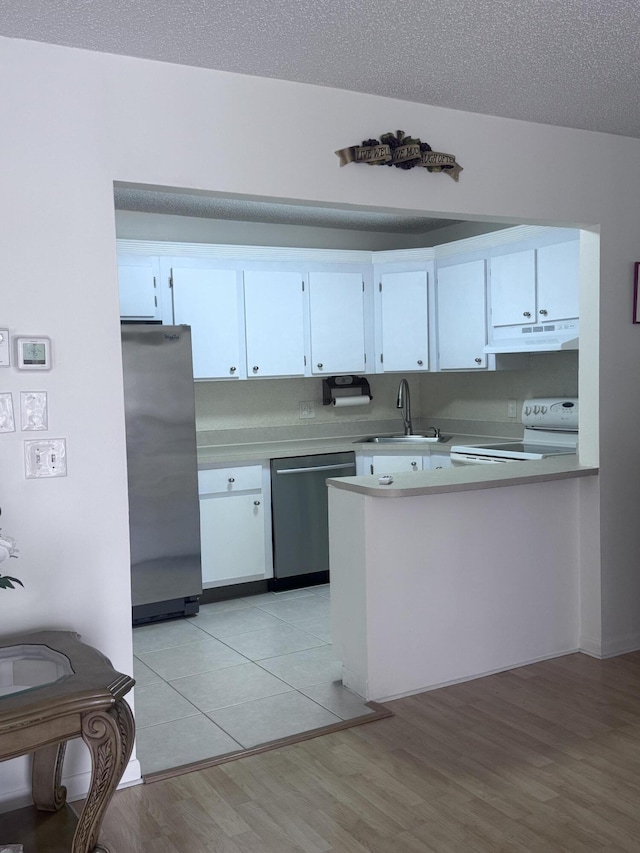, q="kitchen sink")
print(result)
[357,434,452,444]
